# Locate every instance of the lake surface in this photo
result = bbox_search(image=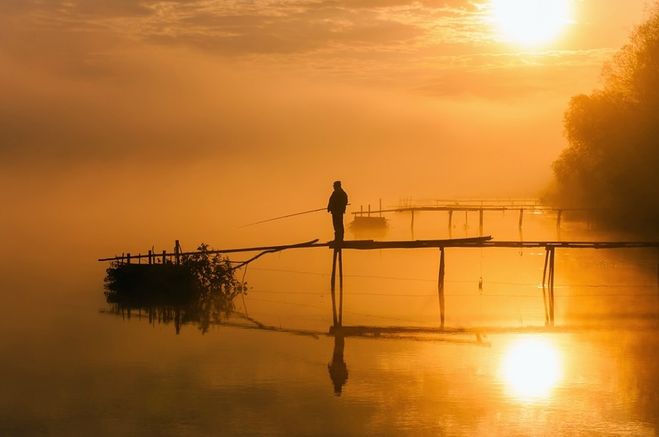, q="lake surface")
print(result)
[1,208,657,435]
